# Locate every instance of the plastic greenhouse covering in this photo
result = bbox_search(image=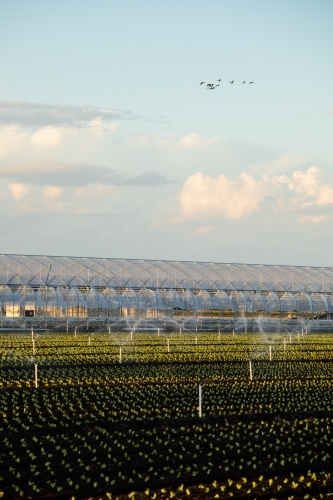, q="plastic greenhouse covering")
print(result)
[0,254,332,329]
